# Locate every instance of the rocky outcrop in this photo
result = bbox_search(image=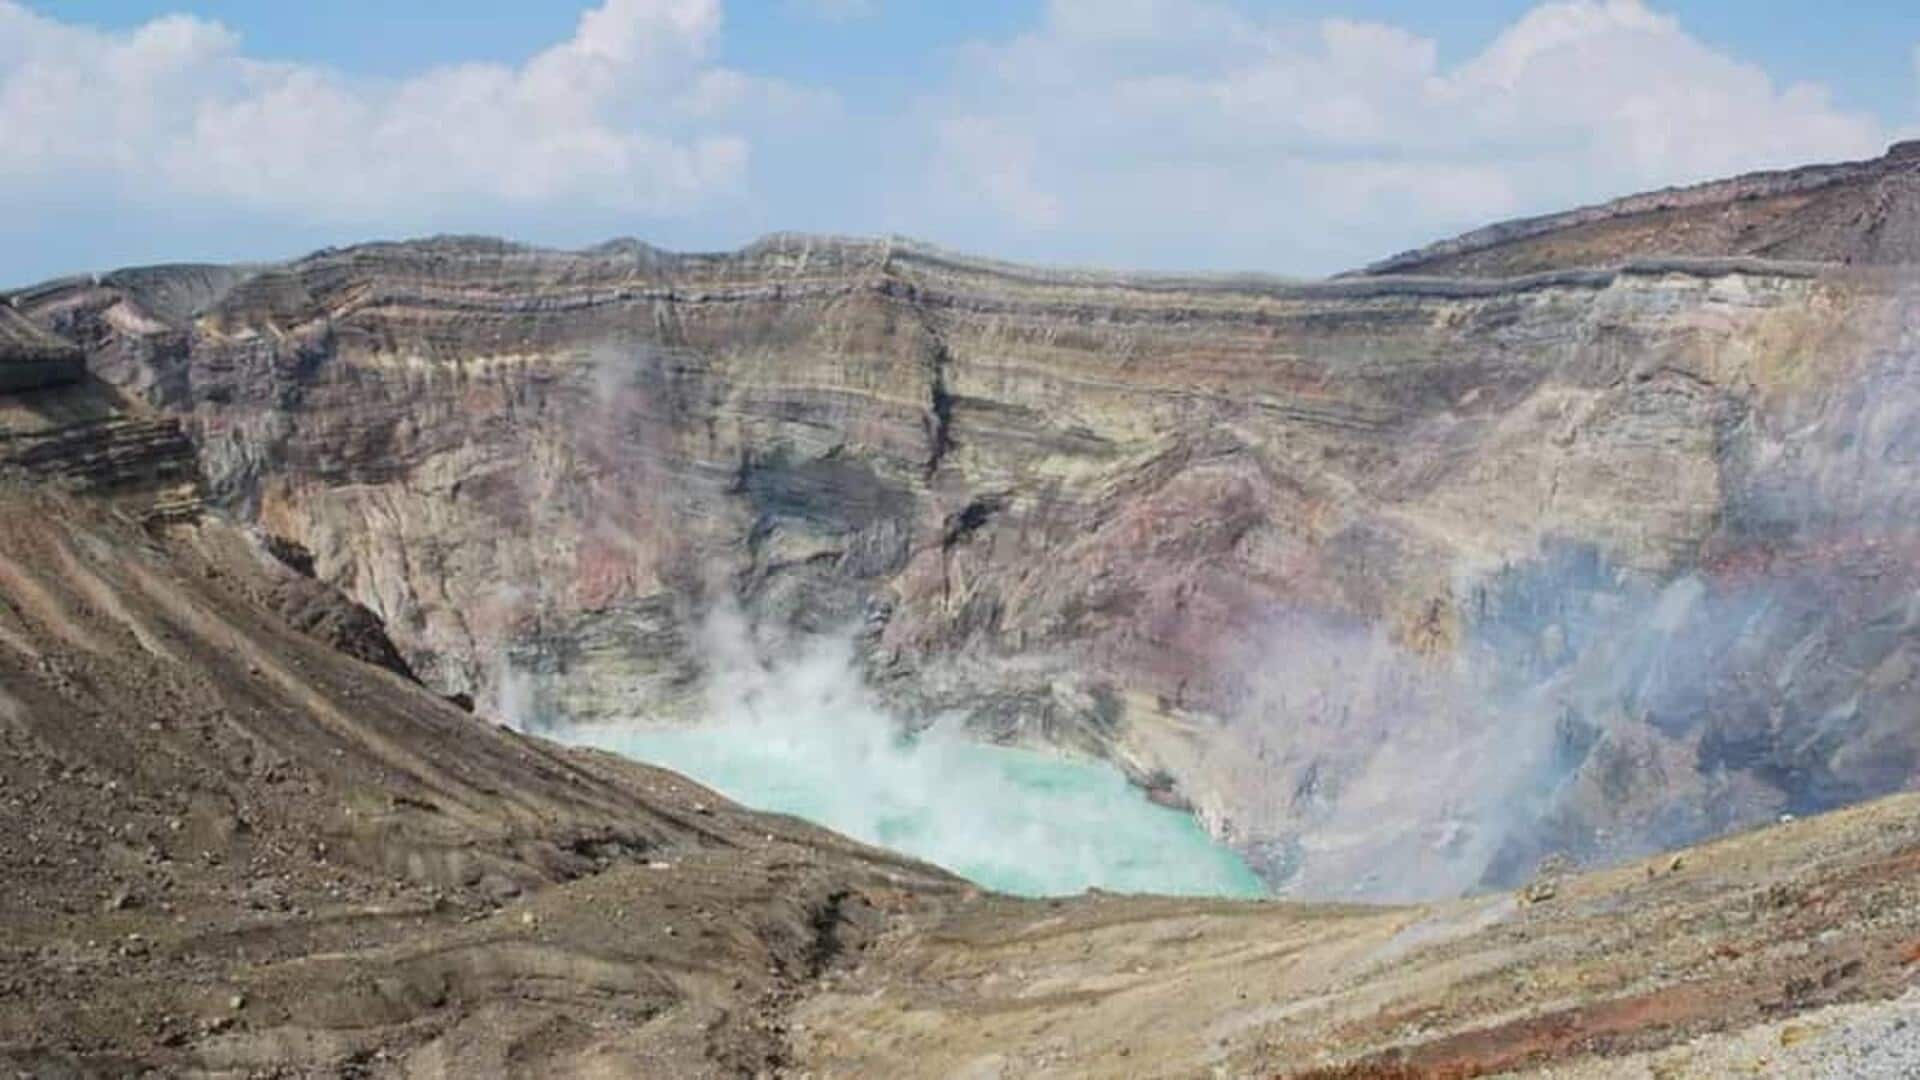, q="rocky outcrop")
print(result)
[15,155,1920,896]
[0,378,201,524]
[0,302,83,392]
[249,533,421,682]
[2,414,196,498]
